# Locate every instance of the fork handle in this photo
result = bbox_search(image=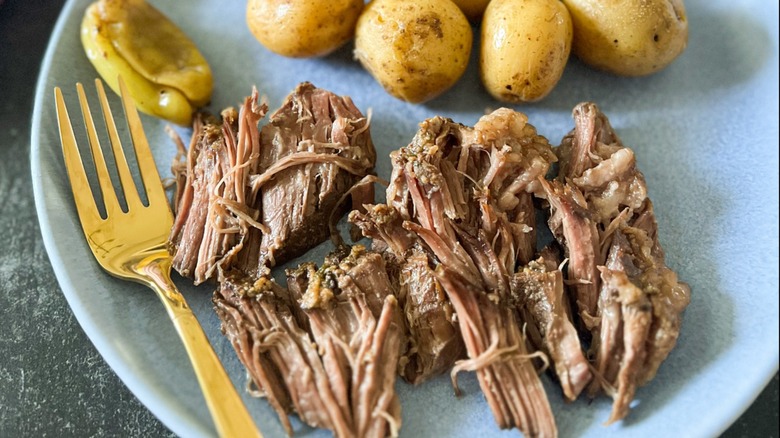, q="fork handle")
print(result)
[137,254,262,438]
